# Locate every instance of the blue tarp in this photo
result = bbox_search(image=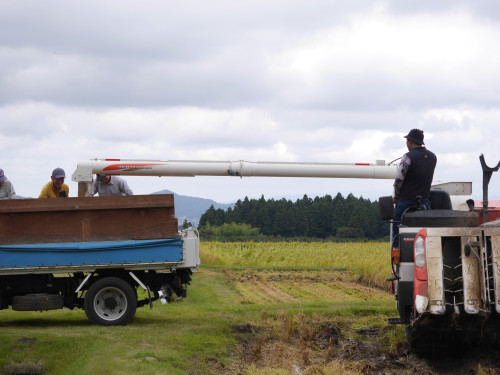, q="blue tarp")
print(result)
[0,237,184,269]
